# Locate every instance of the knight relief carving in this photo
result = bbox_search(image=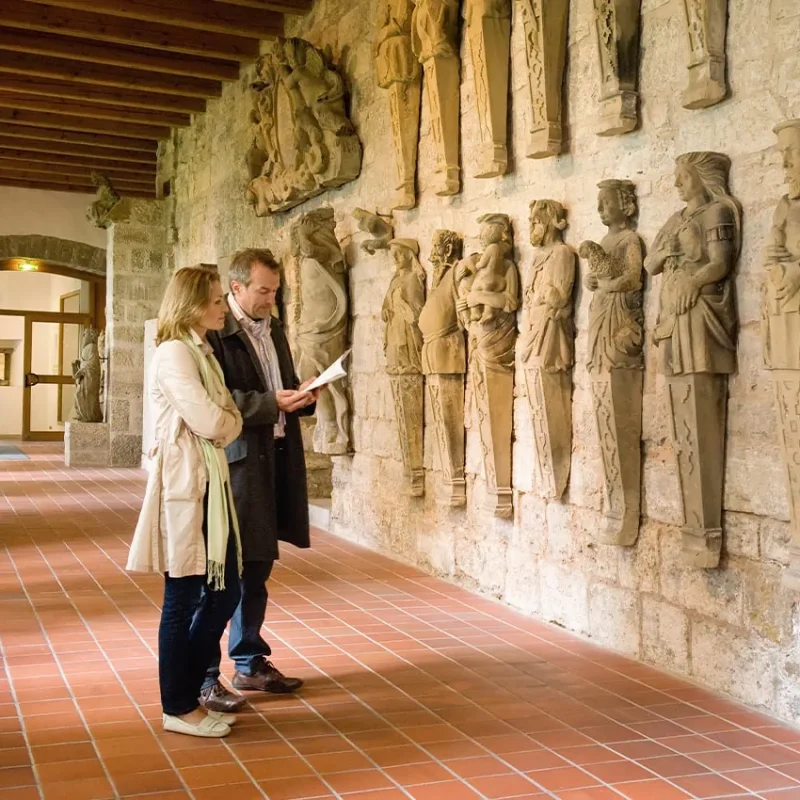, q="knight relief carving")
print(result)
[456,213,519,517]
[579,180,645,545]
[521,200,575,500]
[411,0,461,196]
[245,38,362,216]
[353,208,394,254]
[418,230,467,506]
[680,0,729,109]
[72,328,103,423]
[375,0,422,210]
[87,173,125,229]
[645,151,742,568]
[520,0,569,159]
[591,0,641,136]
[382,239,426,496]
[290,208,351,455]
[464,0,511,178]
[762,120,800,590]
